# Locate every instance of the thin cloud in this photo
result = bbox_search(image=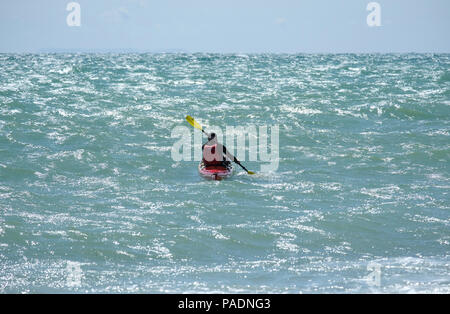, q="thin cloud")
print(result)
[274,17,287,25]
[101,7,130,23]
